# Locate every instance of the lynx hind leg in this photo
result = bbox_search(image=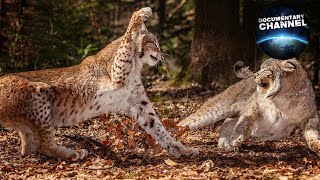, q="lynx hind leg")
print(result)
[178,114,217,130]
[34,126,88,161]
[17,126,37,155]
[304,115,320,156]
[30,83,88,161]
[177,104,236,130]
[177,109,215,130]
[218,118,238,150]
